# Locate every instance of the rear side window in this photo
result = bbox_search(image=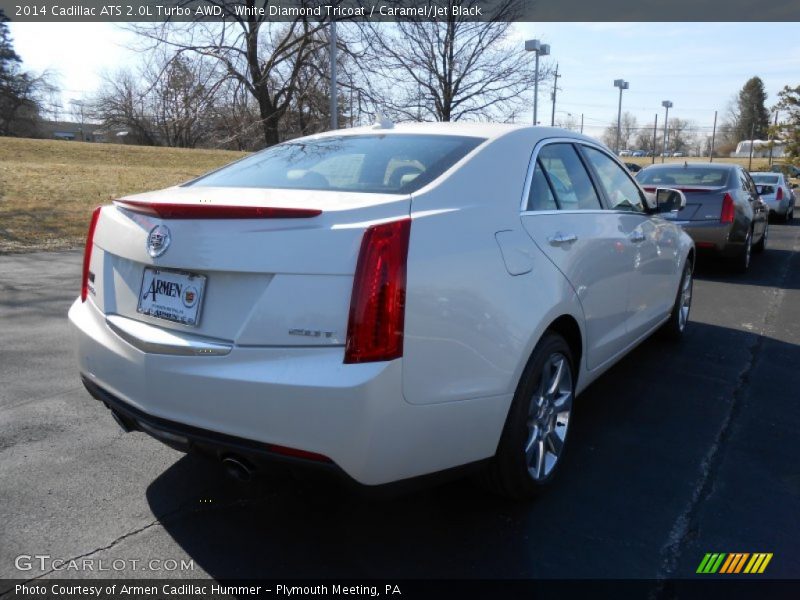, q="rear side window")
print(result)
[187,134,485,194]
[582,146,645,212]
[751,174,780,185]
[537,144,602,210]
[526,160,558,211]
